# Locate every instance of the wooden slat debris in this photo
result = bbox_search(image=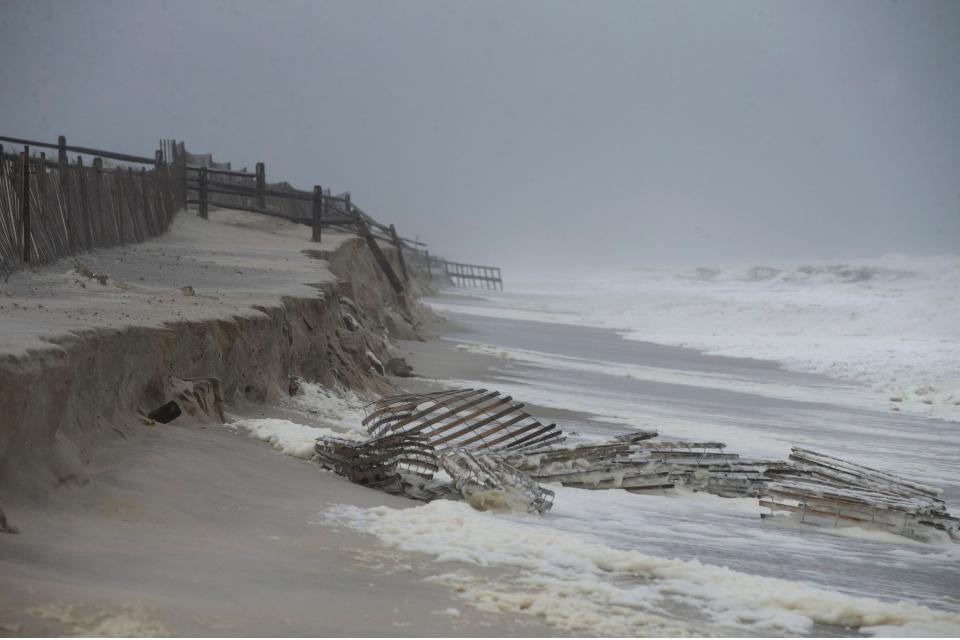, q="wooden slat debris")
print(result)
[314,388,564,510]
[313,432,552,510]
[362,388,565,453]
[504,433,775,497]
[760,447,959,542]
[313,388,959,540]
[314,433,447,501]
[439,450,555,514]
